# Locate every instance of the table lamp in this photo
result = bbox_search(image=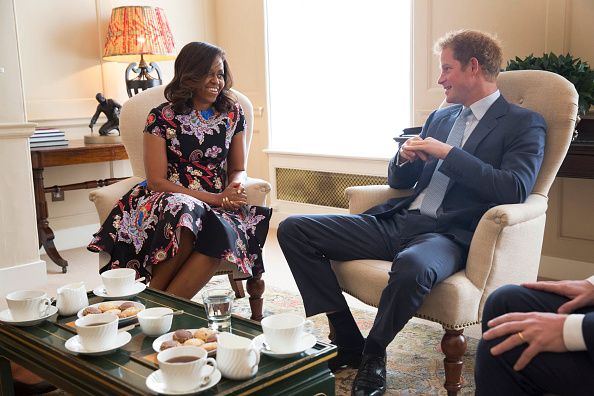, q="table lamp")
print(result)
[102,6,176,98]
